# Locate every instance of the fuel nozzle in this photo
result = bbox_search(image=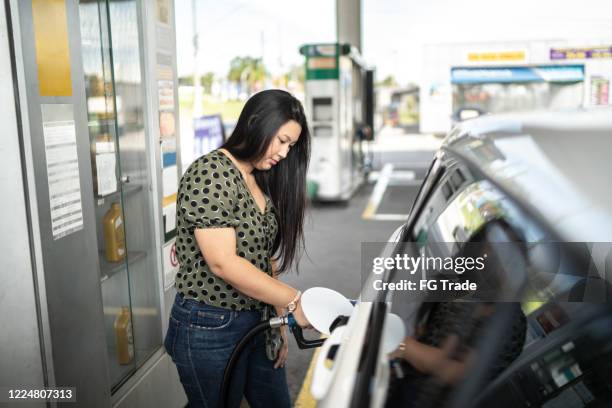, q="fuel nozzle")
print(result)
[287,313,325,349]
[269,313,352,349]
[270,287,357,349]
